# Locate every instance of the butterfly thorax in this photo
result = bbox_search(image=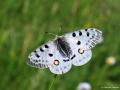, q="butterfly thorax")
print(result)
[55,37,72,58]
